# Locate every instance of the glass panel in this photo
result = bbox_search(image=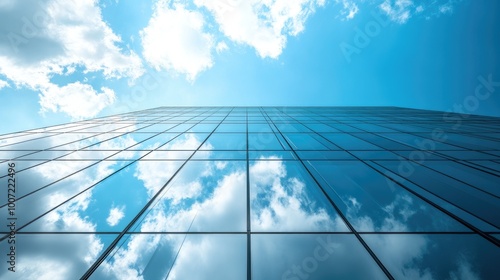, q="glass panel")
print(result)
[423,161,500,197]
[248,123,273,133]
[163,123,197,133]
[21,160,185,232]
[307,161,469,232]
[0,160,131,230]
[58,150,118,160]
[250,159,349,232]
[393,150,446,160]
[249,151,296,160]
[363,234,500,280]
[467,160,500,173]
[382,133,464,150]
[354,133,413,150]
[368,161,499,233]
[50,133,127,150]
[192,150,246,160]
[0,160,47,177]
[78,133,151,151]
[128,133,181,150]
[0,234,117,280]
[327,124,363,132]
[107,151,141,160]
[201,133,246,150]
[0,134,72,150]
[0,132,30,140]
[135,123,176,133]
[2,150,72,160]
[1,159,98,202]
[188,123,218,133]
[283,133,332,150]
[129,161,246,232]
[80,123,140,133]
[252,234,387,280]
[214,123,246,132]
[322,133,382,150]
[297,151,355,160]
[350,151,402,160]
[350,124,397,132]
[380,123,432,133]
[248,133,284,150]
[156,133,209,151]
[376,160,500,229]
[441,133,500,150]
[143,150,193,160]
[90,234,246,280]
[485,150,500,156]
[306,123,340,133]
[438,150,499,160]
[275,123,311,132]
